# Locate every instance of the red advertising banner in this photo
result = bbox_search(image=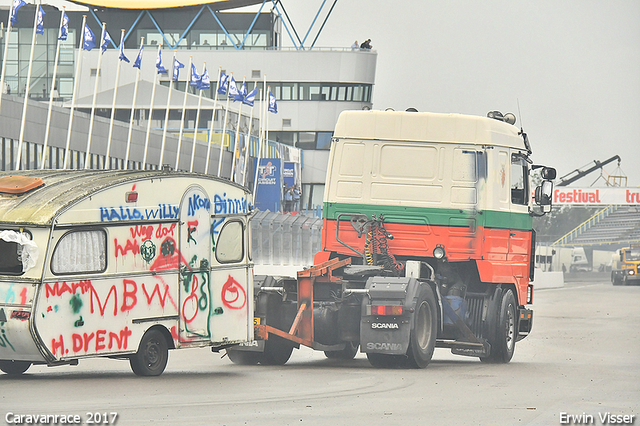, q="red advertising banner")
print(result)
[552,187,640,205]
